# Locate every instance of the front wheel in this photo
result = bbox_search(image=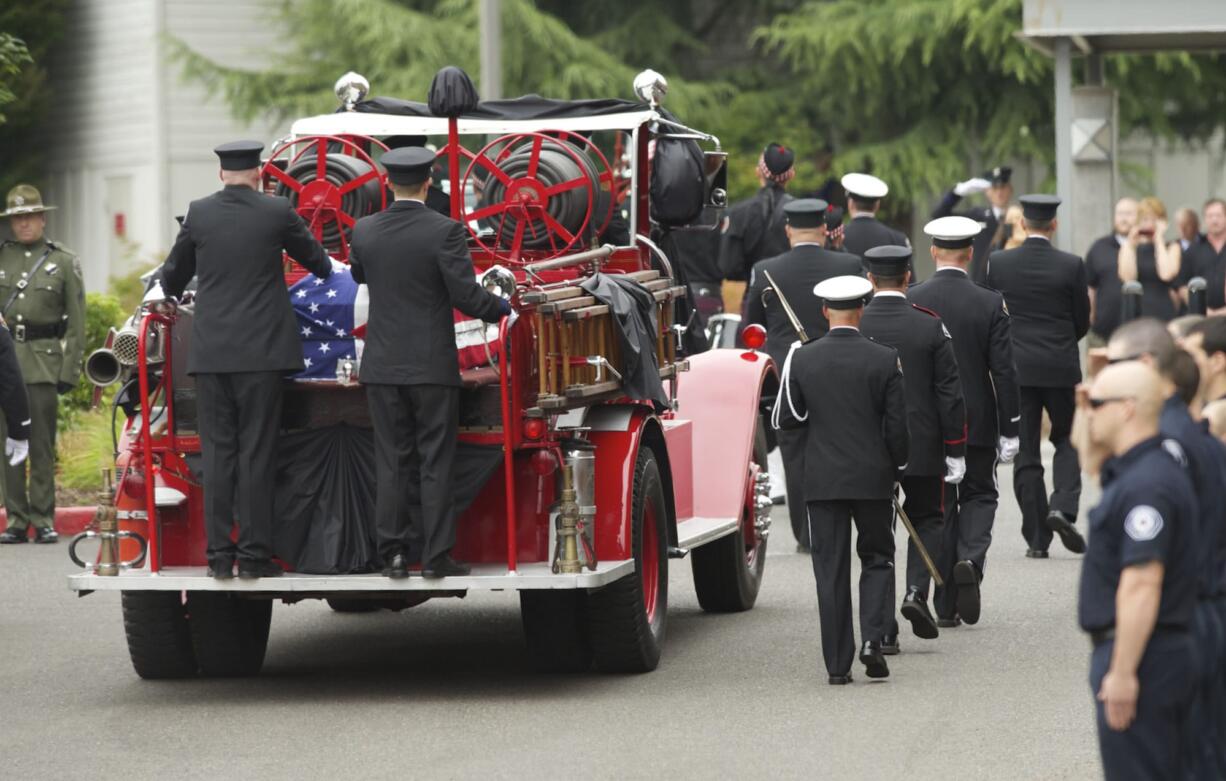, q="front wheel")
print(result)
[586,447,669,673]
